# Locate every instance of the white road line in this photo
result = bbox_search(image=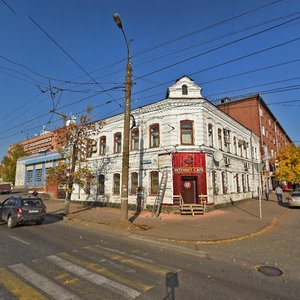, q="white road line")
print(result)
[129,235,208,256]
[93,244,154,263]
[9,235,30,245]
[9,263,80,300]
[47,255,141,299]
